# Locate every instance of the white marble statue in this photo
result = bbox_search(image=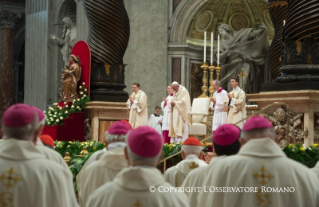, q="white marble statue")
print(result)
[217,23,269,92]
[50,17,77,66]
